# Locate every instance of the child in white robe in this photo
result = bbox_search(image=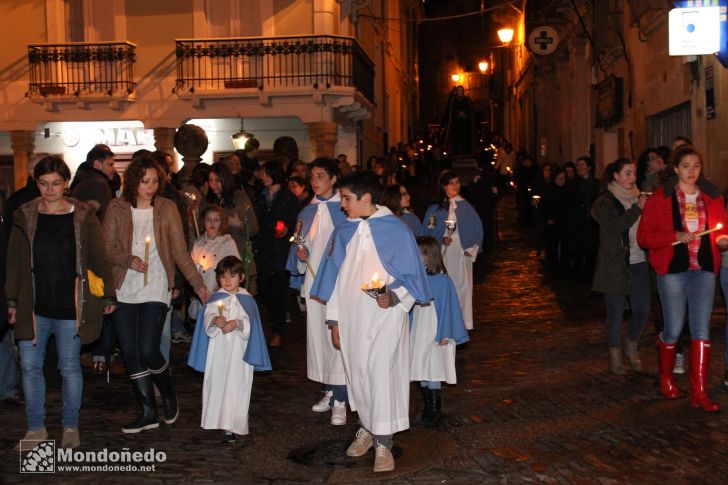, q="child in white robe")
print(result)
[188,256,271,443]
[189,206,241,318]
[411,236,469,428]
[310,172,432,473]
